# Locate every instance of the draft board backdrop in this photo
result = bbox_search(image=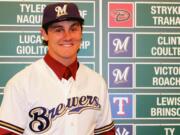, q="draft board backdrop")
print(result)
[0,0,180,135]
